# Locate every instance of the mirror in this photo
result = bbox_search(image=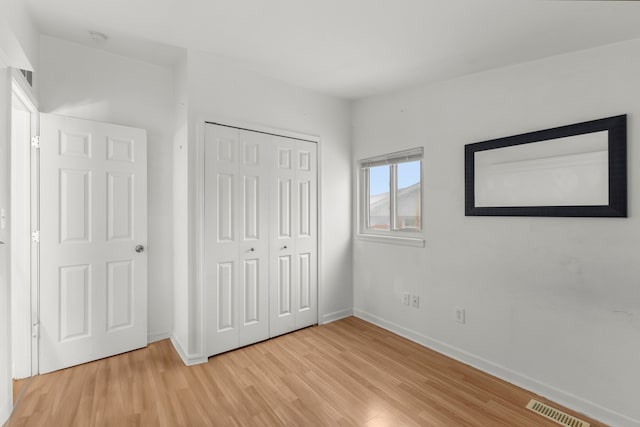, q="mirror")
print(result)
[465,115,627,217]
